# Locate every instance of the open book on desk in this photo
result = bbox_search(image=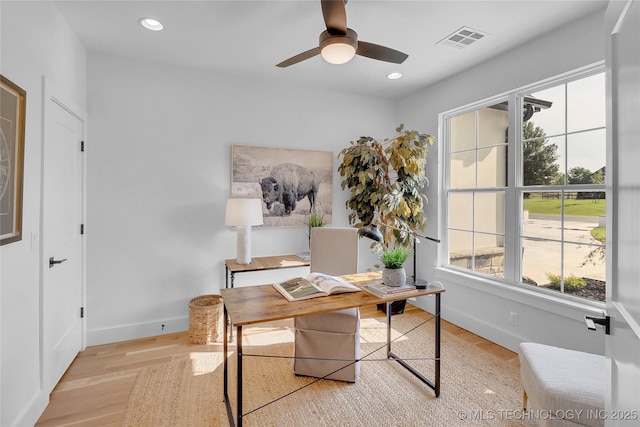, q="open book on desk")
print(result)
[273,272,361,302]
